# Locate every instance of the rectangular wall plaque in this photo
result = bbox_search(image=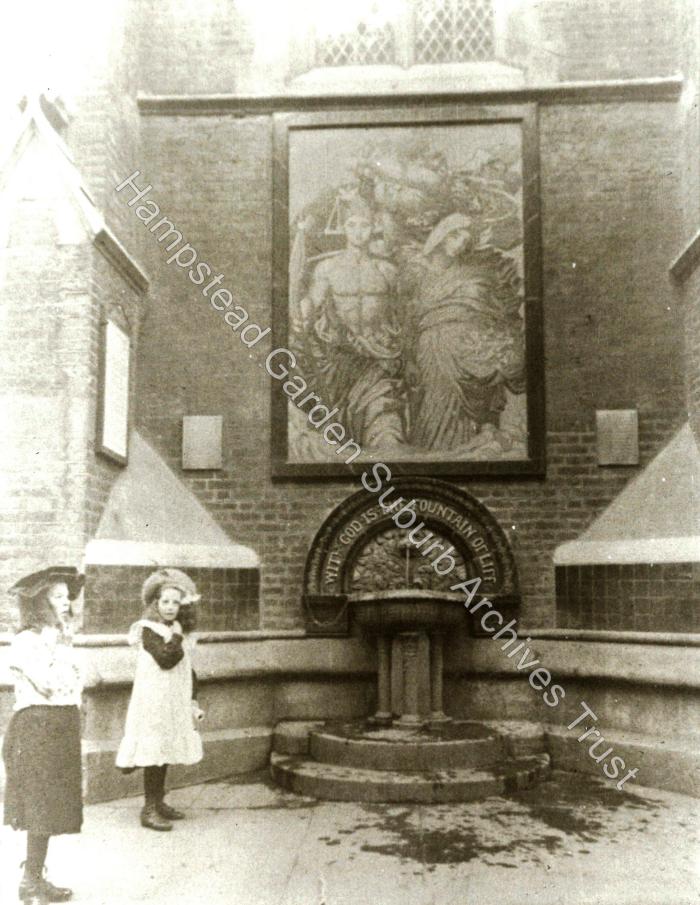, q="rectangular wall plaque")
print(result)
[182,415,223,470]
[596,409,639,465]
[96,320,131,465]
